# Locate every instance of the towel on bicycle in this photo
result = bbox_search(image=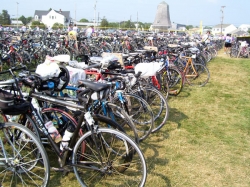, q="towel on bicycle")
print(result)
[134,62,163,78]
